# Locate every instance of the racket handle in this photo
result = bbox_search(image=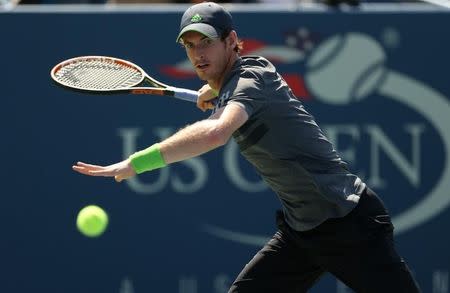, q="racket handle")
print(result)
[170,87,199,103]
